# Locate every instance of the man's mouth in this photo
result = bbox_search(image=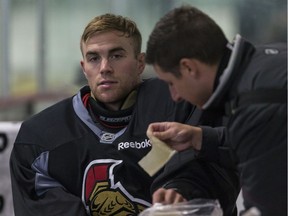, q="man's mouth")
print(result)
[98,80,118,88]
